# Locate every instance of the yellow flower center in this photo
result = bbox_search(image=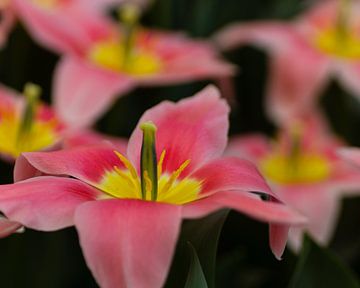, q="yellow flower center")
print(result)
[0,109,60,158]
[32,0,58,9]
[88,40,162,75]
[98,150,202,205]
[260,153,332,185]
[314,28,360,59]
